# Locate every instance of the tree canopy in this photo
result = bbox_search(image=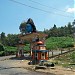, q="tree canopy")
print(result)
[0,19,75,47]
[44,22,75,38]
